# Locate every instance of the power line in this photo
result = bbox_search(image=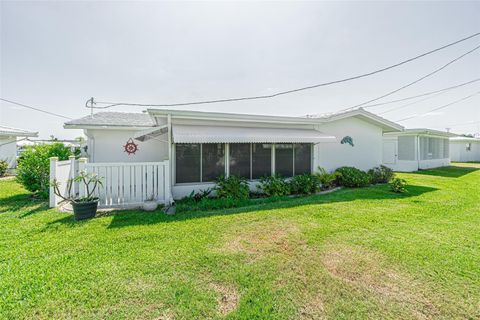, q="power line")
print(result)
[342,43,480,111]
[378,90,451,115]
[395,90,480,122]
[89,32,480,109]
[0,98,72,120]
[361,78,480,109]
